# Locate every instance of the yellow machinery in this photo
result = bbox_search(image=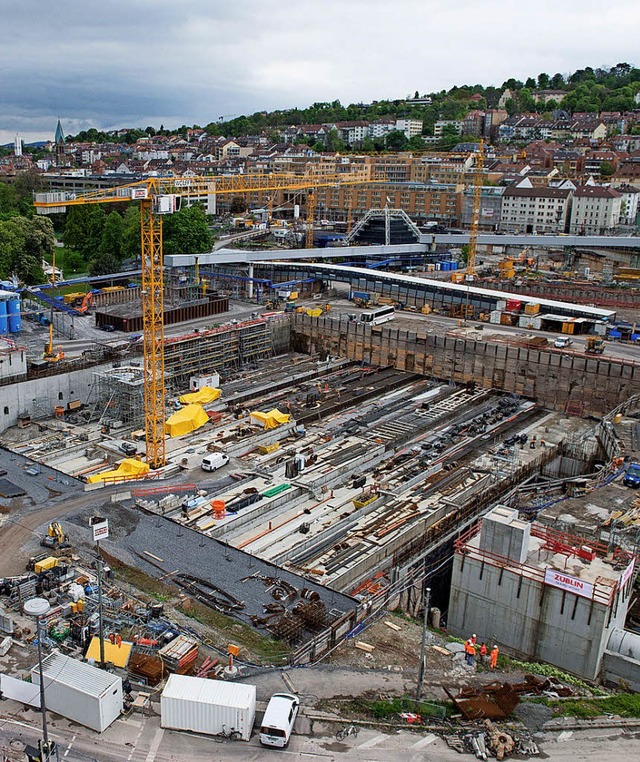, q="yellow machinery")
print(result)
[41,521,70,549]
[305,190,317,249]
[44,249,62,362]
[34,170,370,468]
[466,139,484,280]
[585,336,605,354]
